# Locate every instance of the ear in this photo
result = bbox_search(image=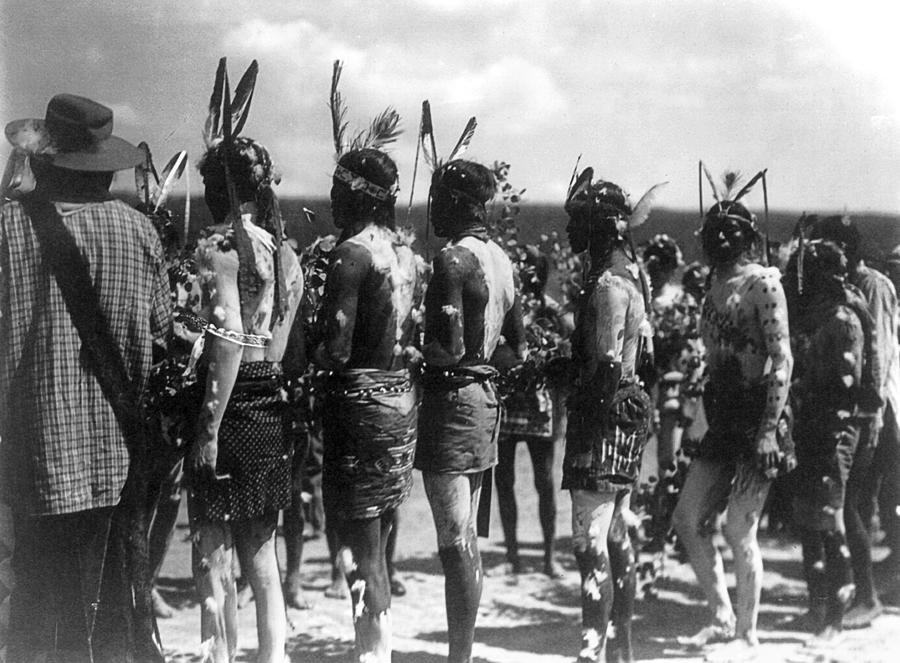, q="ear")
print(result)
[565,167,594,211]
